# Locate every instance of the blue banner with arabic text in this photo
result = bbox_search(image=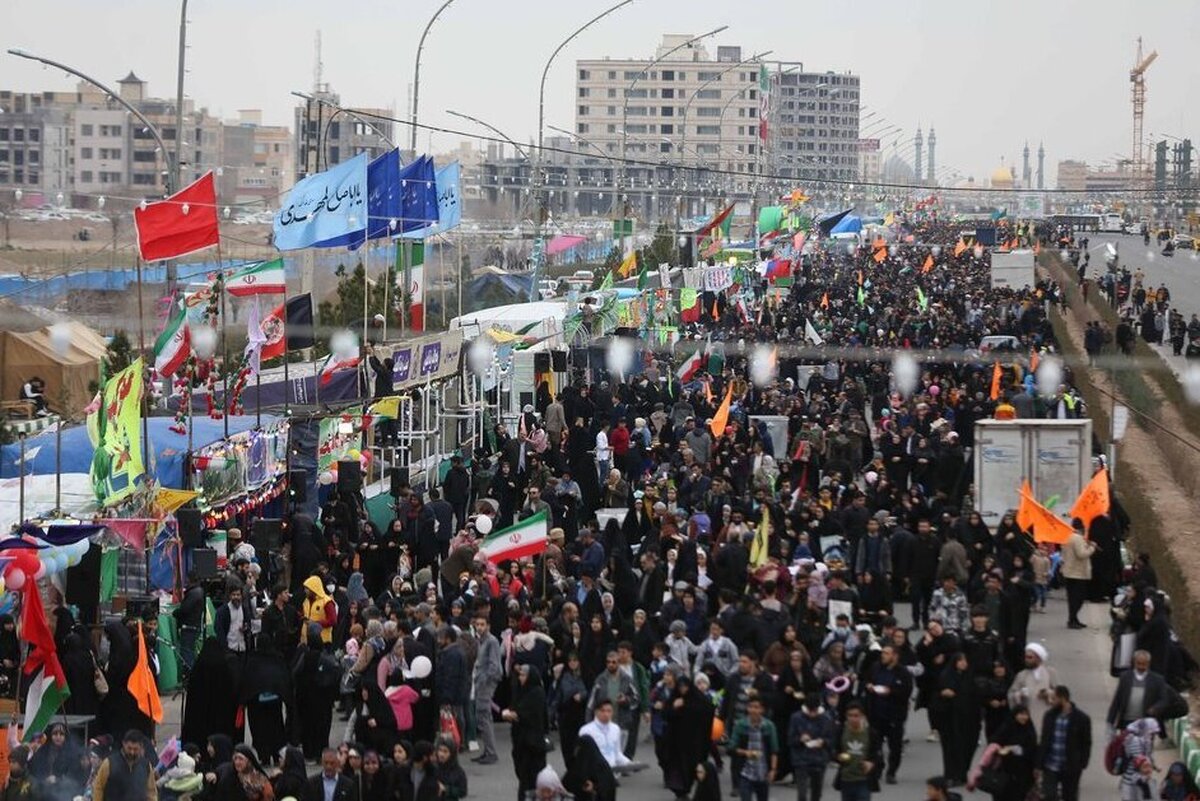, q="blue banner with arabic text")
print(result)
[273,153,368,251]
